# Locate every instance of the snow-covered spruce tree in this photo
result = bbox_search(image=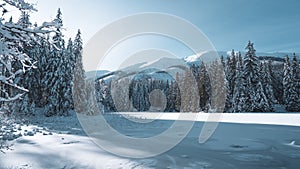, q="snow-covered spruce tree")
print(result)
[261,62,274,111]
[73,29,88,113]
[111,77,131,112]
[166,80,178,112]
[43,8,72,116]
[0,0,58,112]
[85,80,98,115]
[38,40,51,107]
[130,78,150,112]
[22,44,39,105]
[43,49,63,116]
[284,54,300,112]
[232,52,248,112]
[174,72,184,111]
[95,79,110,112]
[283,56,292,105]
[208,60,226,112]
[130,80,139,111]
[224,74,231,112]
[40,9,77,116]
[196,62,210,111]
[62,38,76,110]
[225,49,237,112]
[17,11,31,28]
[285,80,299,112]
[291,53,300,111]
[242,41,270,112]
[183,67,200,112]
[229,51,237,90]
[57,38,75,116]
[19,94,35,115]
[292,53,300,79]
[255,80,270,112]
